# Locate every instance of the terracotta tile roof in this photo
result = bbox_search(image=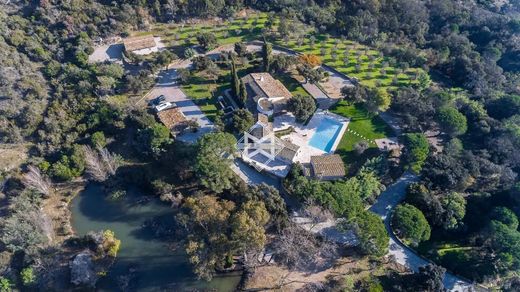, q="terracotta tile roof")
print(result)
[249,73,292,99]
[123,35,156,52]
[157,107,187,133]
[310,154,345,178]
